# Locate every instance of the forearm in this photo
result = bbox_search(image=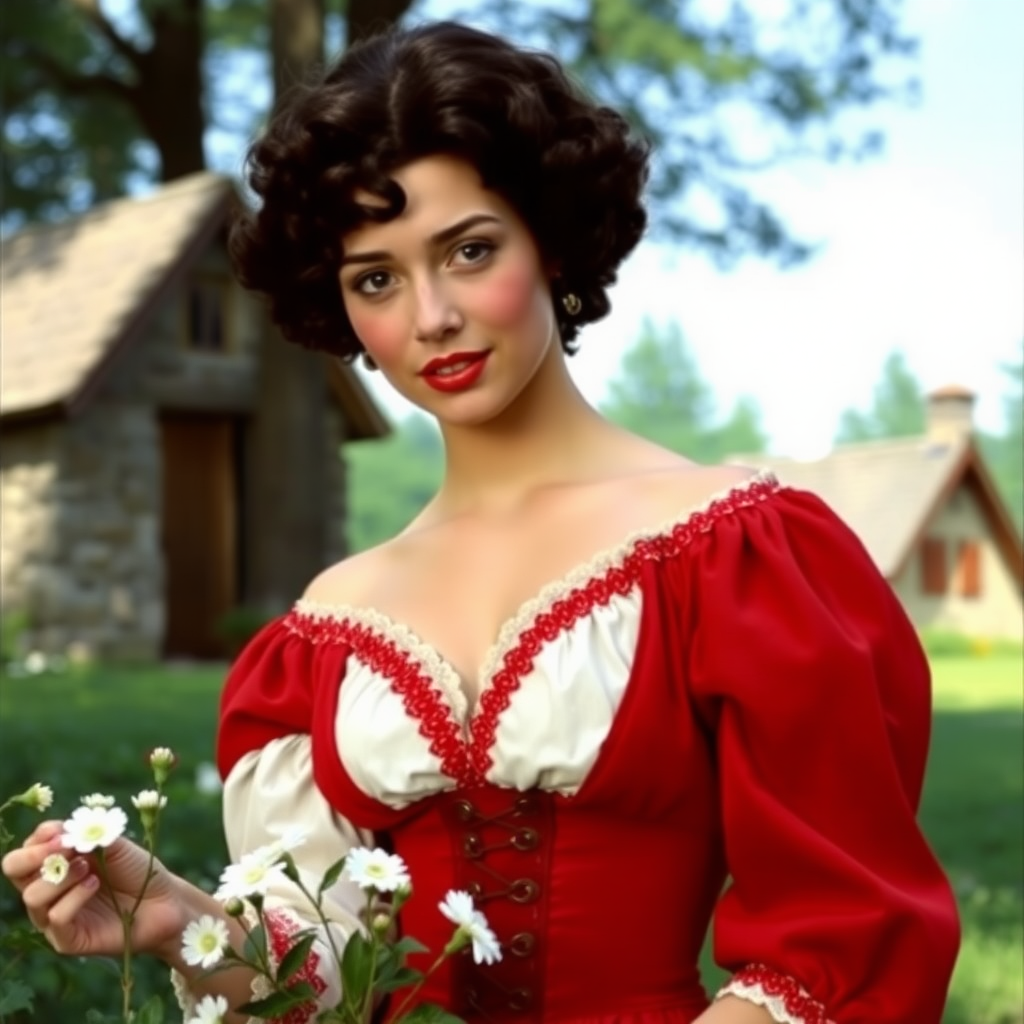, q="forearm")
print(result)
[692,995,777,1024]
[158,878,261,1024]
